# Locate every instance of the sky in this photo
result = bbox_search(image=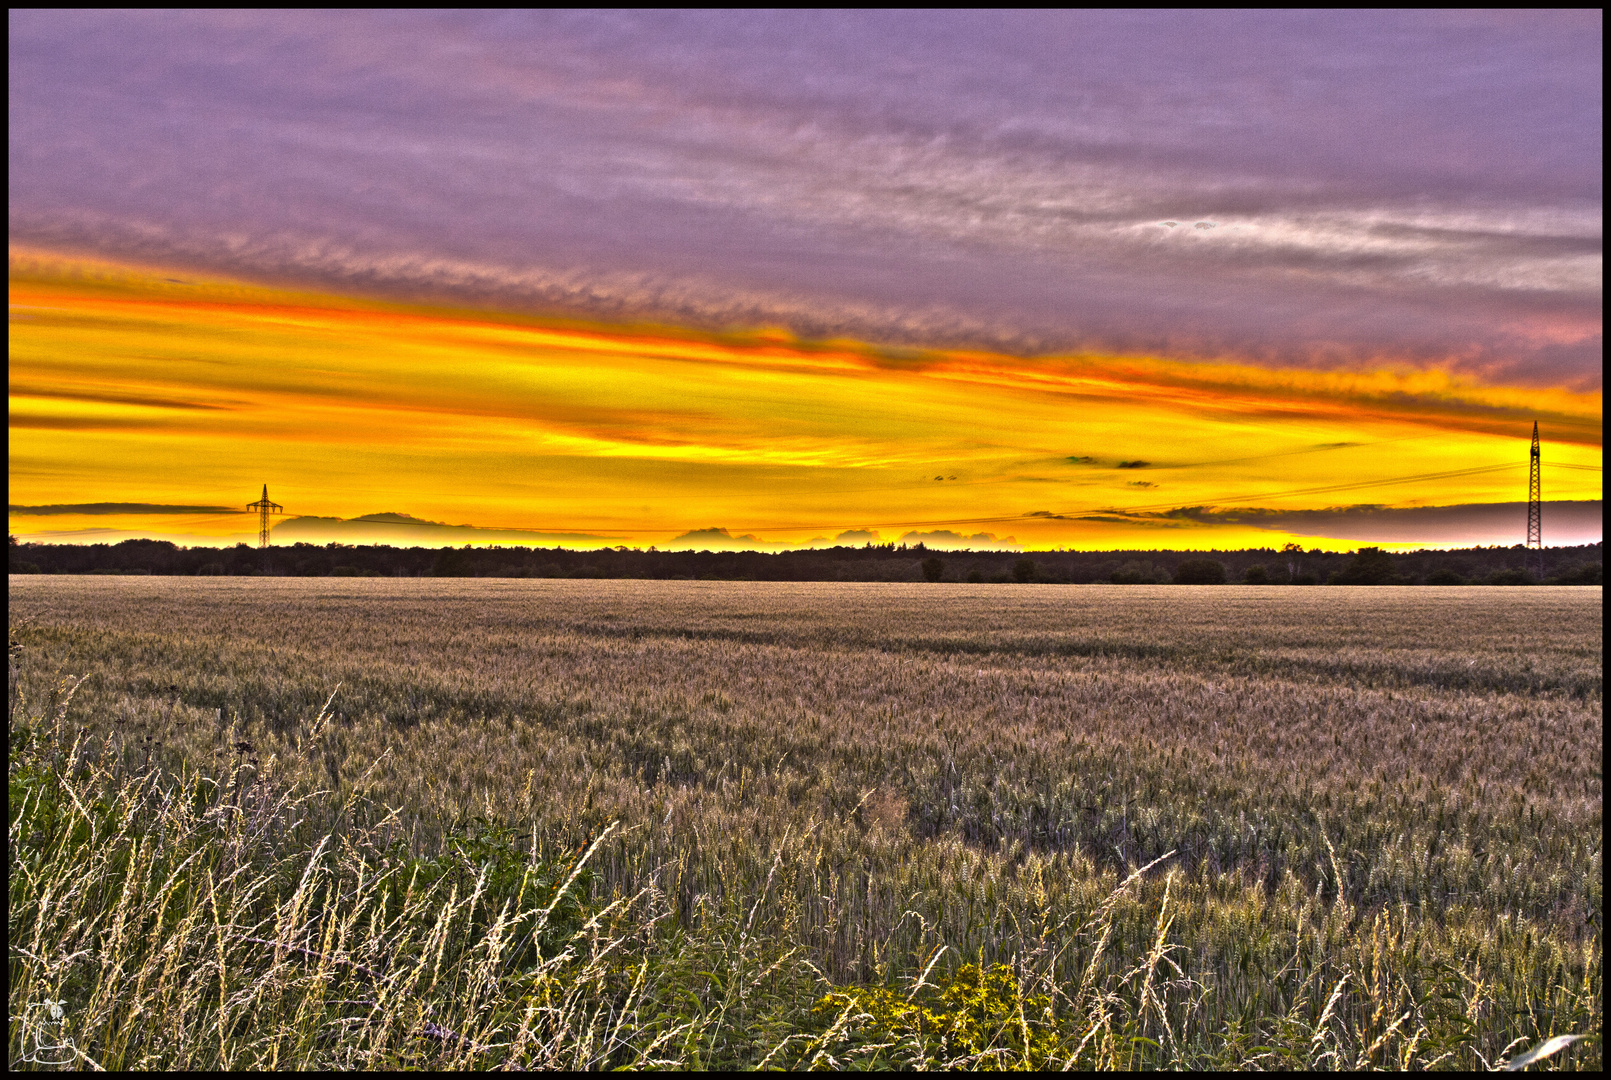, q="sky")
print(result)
[8,10,1603,551]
